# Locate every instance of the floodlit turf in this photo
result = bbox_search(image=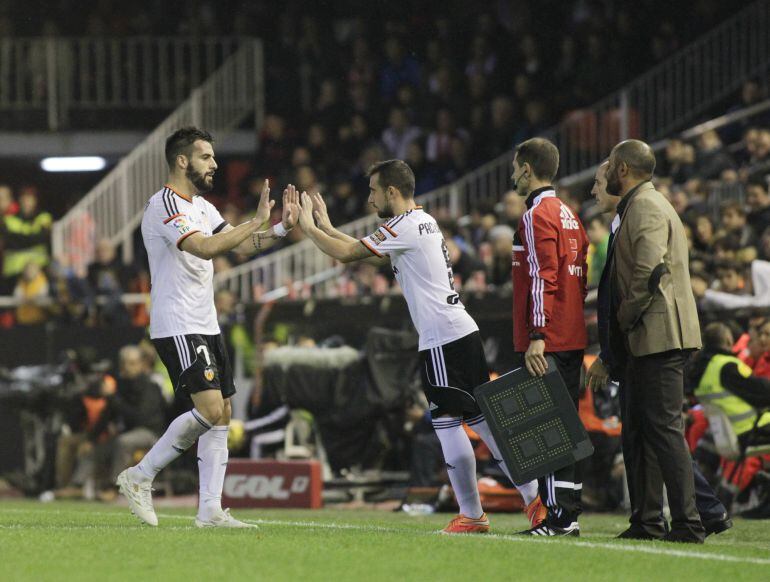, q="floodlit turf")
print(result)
[0,500,768,581]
